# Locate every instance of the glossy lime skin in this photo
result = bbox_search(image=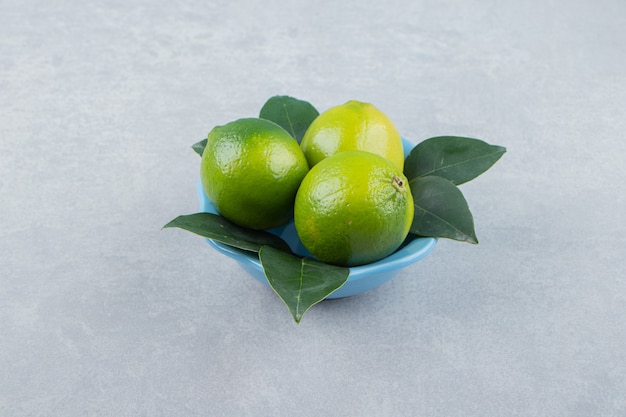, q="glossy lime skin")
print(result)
[200,118,309,230]
[294,150,413,266]
[300,100,404,170]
